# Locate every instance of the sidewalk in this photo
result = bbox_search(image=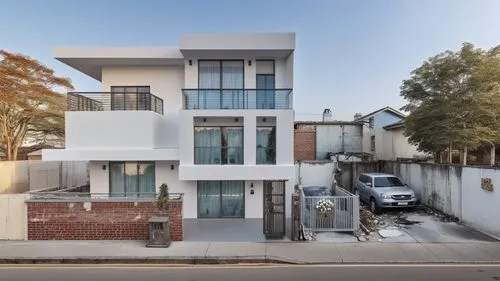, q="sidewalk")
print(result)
[0,240,499,264]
